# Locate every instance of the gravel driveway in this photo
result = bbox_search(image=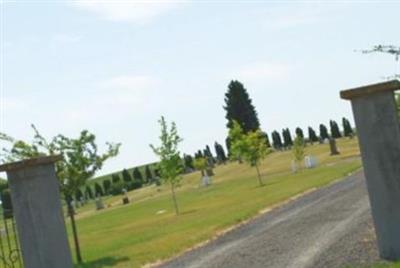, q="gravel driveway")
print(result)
[158,171,379,268]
